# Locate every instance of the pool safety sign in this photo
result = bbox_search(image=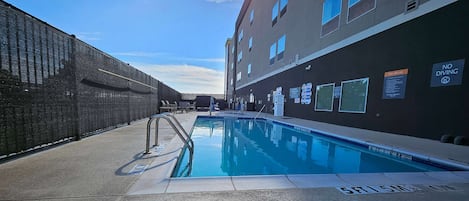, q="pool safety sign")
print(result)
[289,87,301,103]
[301,83,312,104]
[337,185,420,195]
[383,69,408,99]
[337,184,459,195]
[431,59,465,87]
